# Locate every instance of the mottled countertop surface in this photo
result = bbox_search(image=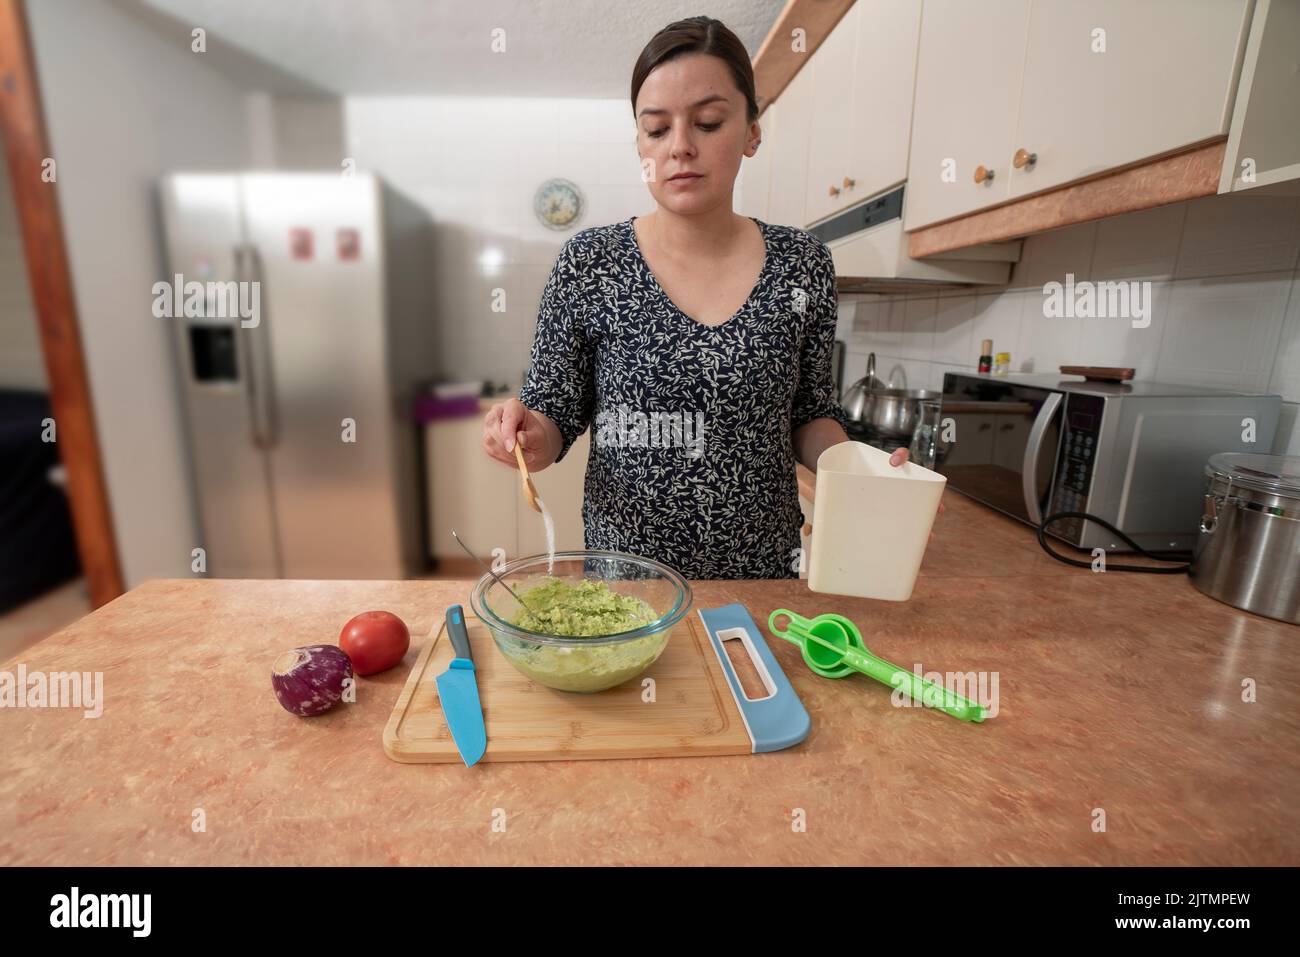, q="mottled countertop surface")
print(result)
[2,493,1296,865]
